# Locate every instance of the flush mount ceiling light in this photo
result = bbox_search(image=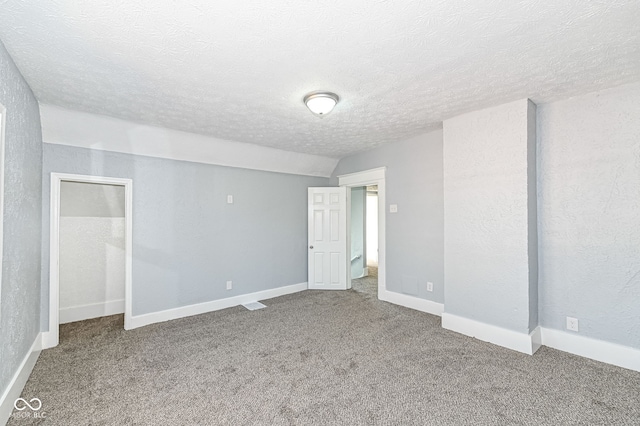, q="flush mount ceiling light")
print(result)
[303,91,339,117]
